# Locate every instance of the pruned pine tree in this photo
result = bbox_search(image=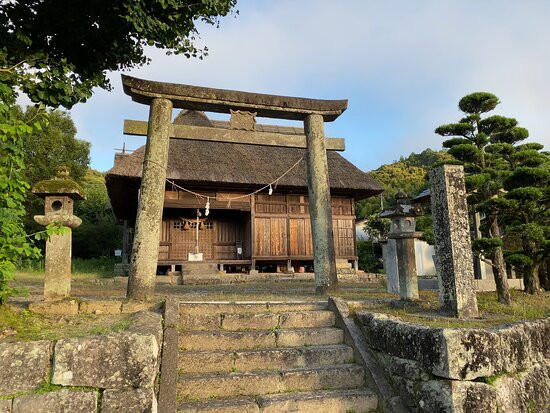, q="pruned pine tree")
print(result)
[435,92,518,303]
[496,143,549,293]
